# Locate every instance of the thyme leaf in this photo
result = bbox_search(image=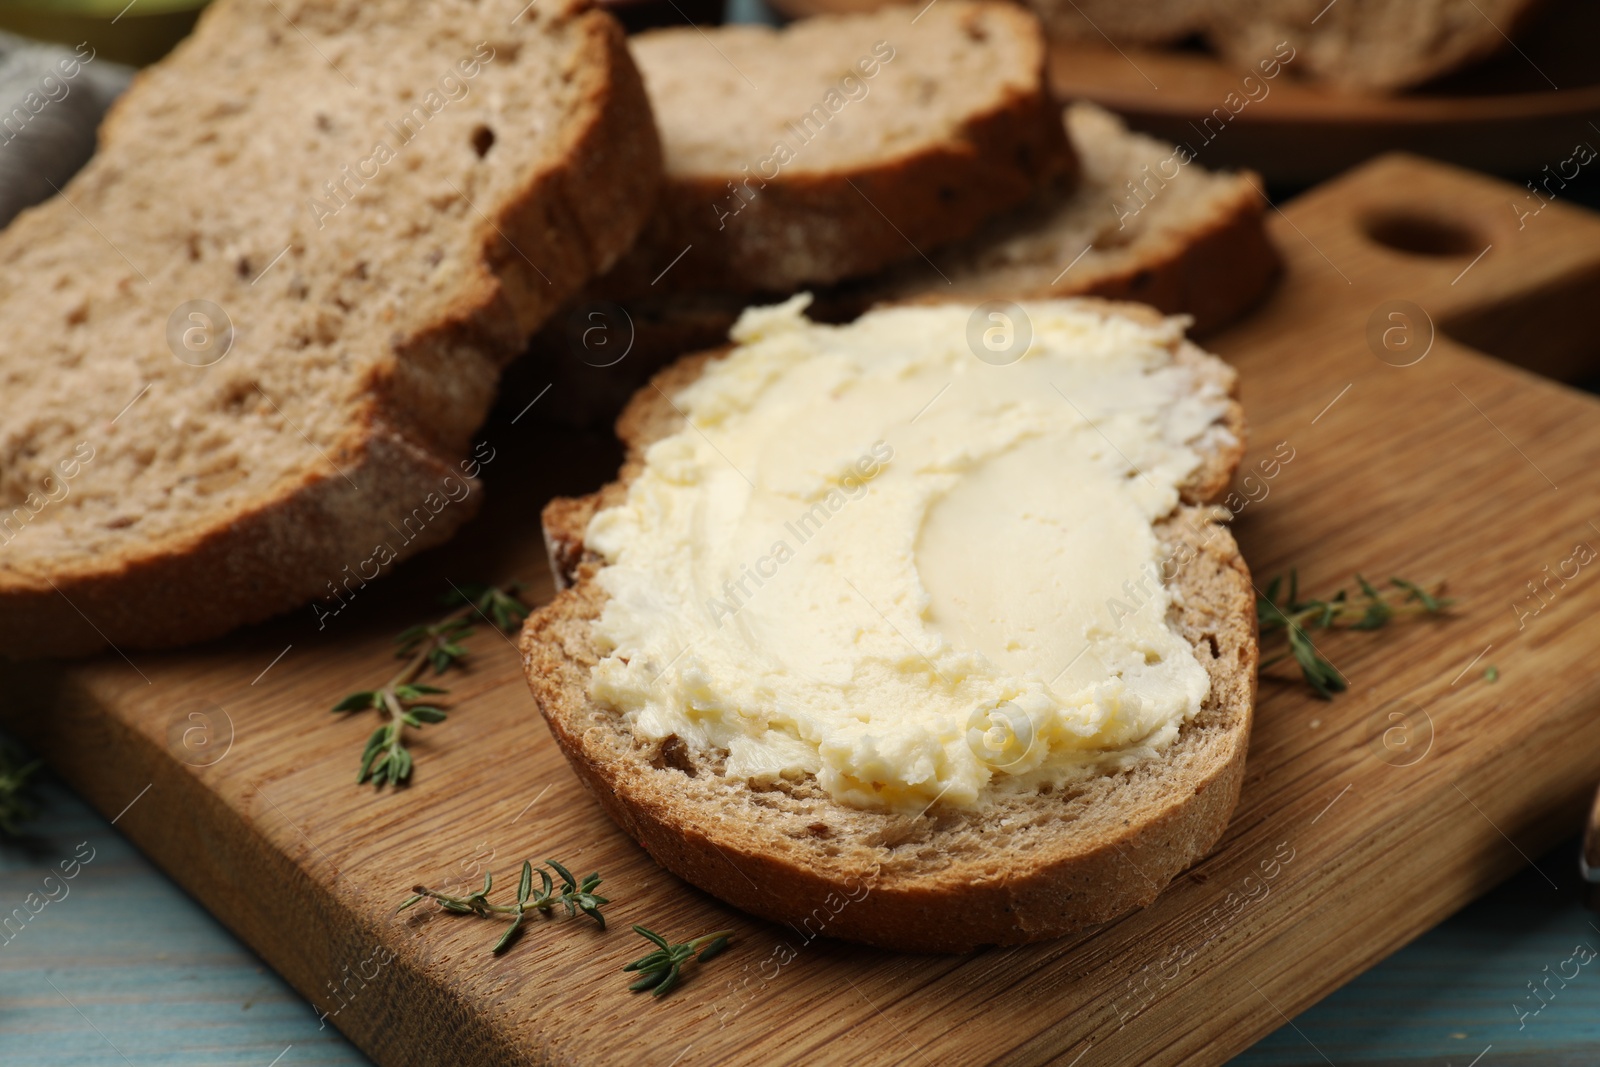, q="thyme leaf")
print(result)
[399,859,608,955]
[333,582,530,788]
[623,925,733,997]
[1257,571,1452,699]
